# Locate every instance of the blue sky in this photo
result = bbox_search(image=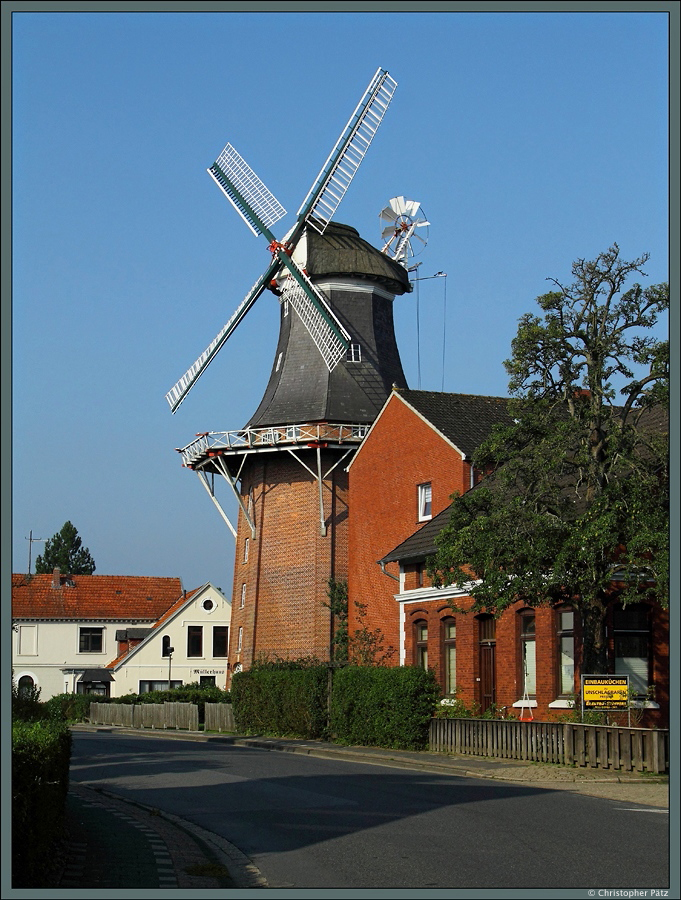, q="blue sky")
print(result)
[11,9,670,596]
